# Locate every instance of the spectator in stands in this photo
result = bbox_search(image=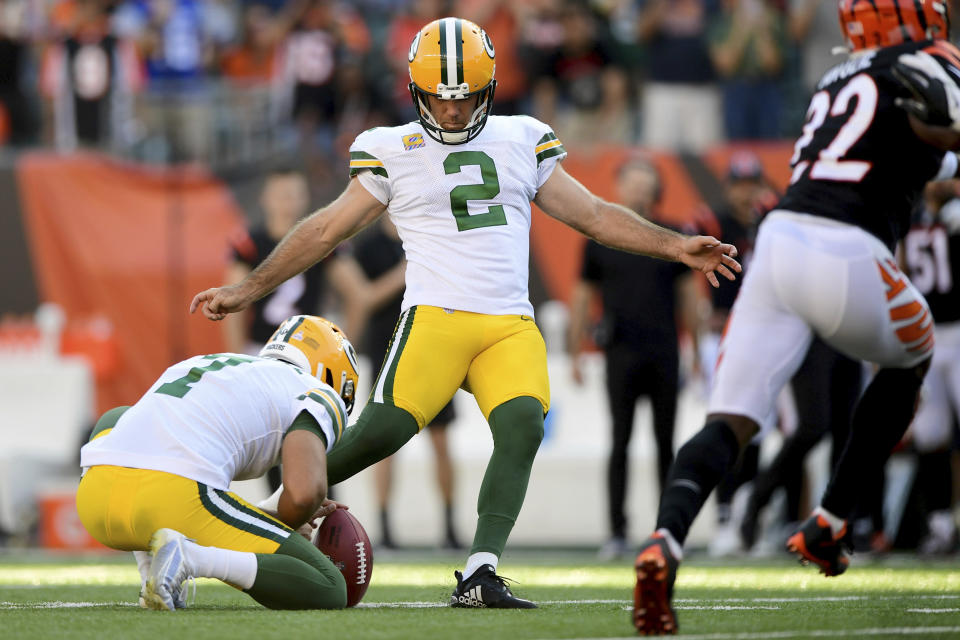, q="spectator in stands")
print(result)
[40,0,143,151]
[531,0,631,145]
[352,217,463,551]
[0,0,41,146]
[568,156,702,560]
[708,0,787,140]
[112,0,236,162]
[220,2,285,86]
[456,0,528,116]
[636,0,722,152]
[282,0,369,169]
